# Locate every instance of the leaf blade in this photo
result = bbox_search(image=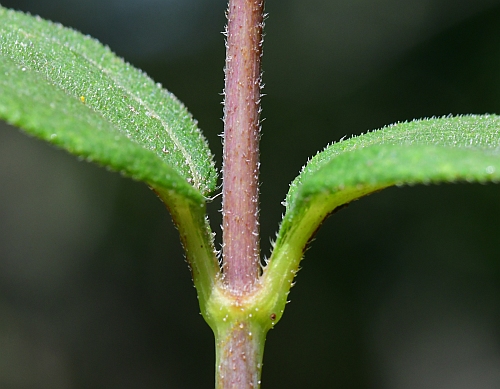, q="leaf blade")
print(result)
[287,114,500,215]
[261,115,500,321]
[0,6,217,200]
[285,114,500,242]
